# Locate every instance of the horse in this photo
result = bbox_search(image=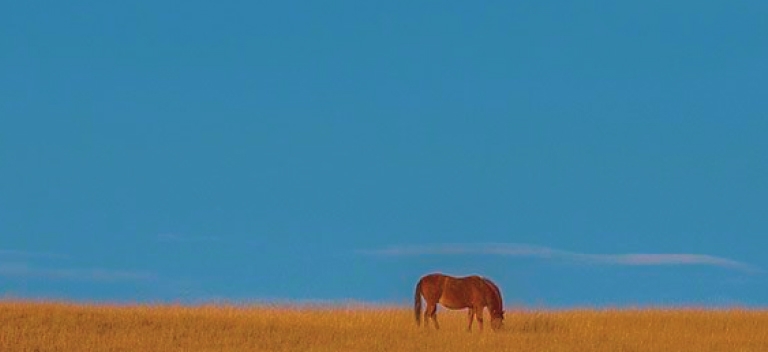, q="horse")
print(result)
[414,273,504,331]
